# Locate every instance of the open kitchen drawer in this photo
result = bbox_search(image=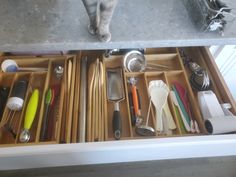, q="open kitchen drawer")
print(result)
[0,47,236,170]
